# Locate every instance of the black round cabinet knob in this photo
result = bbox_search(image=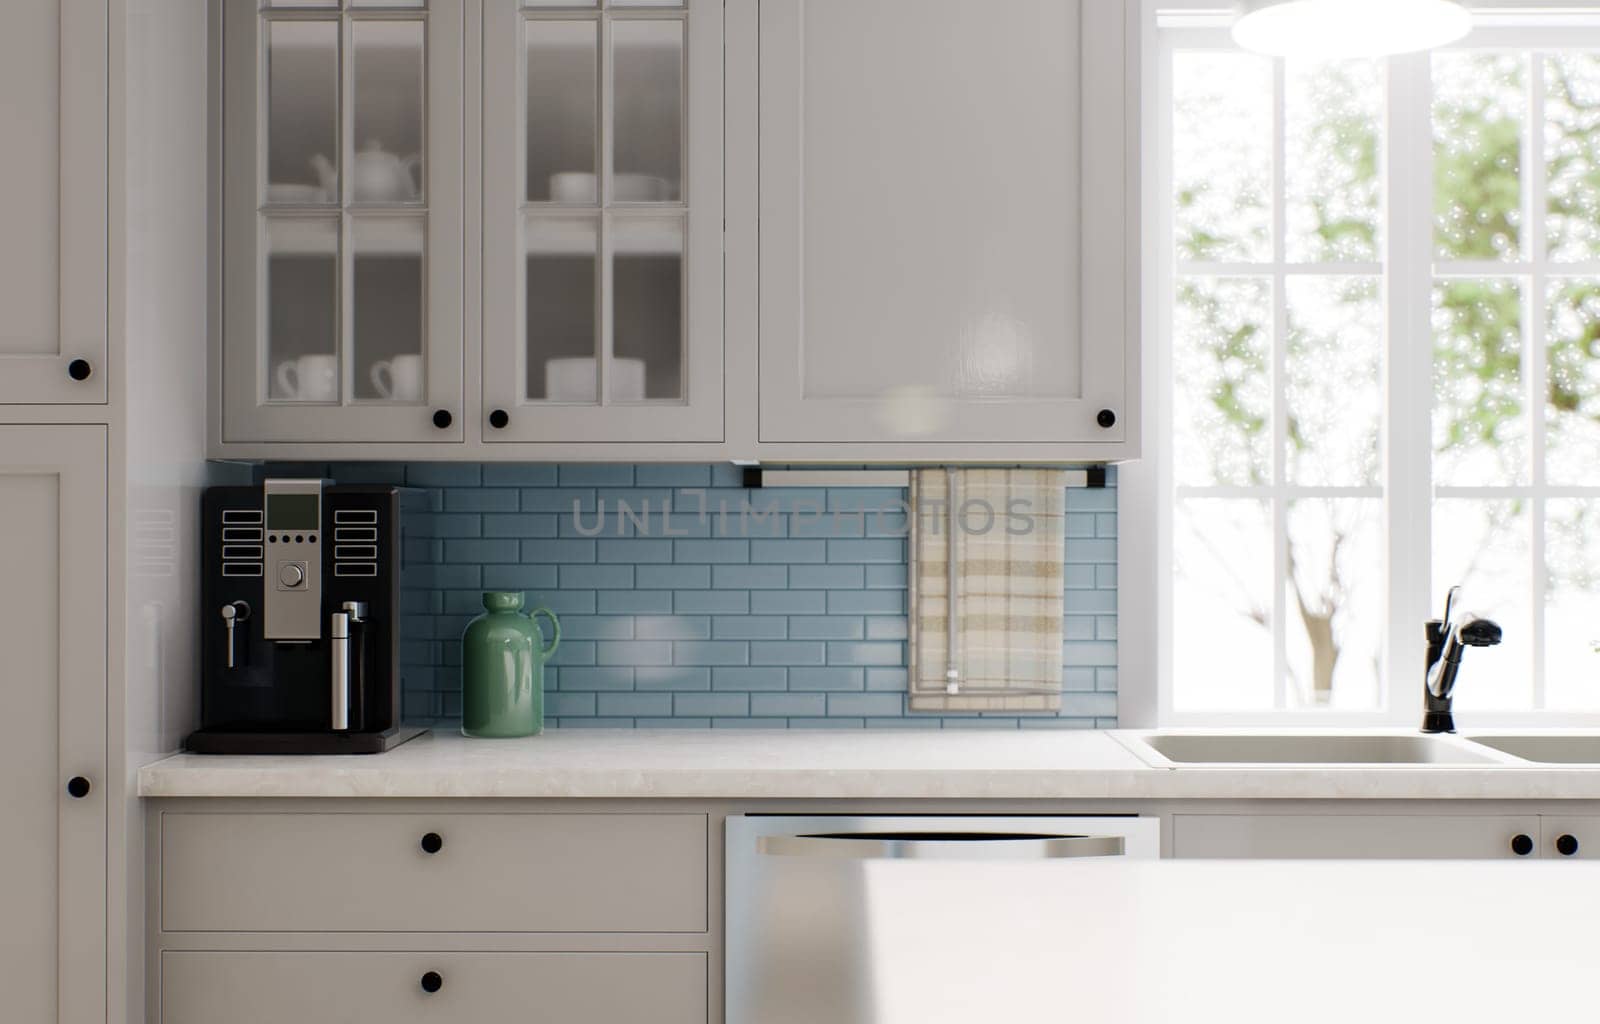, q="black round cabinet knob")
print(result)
[420,971,443,994]
[489,409,510,430]
[420,832,443,854]
[1558,834,1580,857]
[67,359,93,382]
[1097,409,1117,429]
[1511,834,1535,857]
[432,409,453,429]
[66,776,91,799]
